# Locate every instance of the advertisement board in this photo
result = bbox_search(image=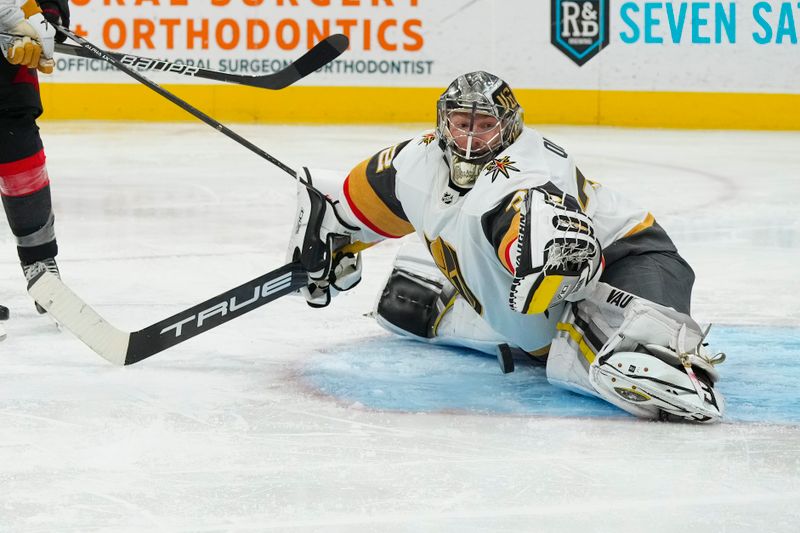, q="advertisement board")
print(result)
[39,1,800,128]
